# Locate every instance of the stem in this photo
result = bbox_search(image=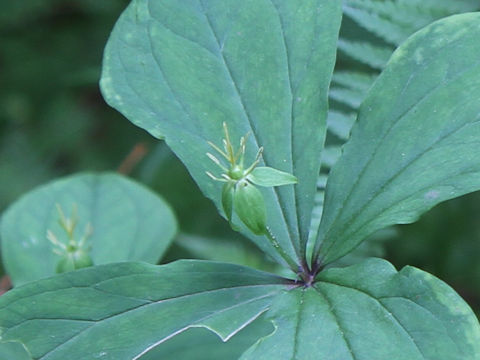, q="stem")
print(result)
[117,143,148,175]
[311,251,323,275]
[265,227,300,272]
